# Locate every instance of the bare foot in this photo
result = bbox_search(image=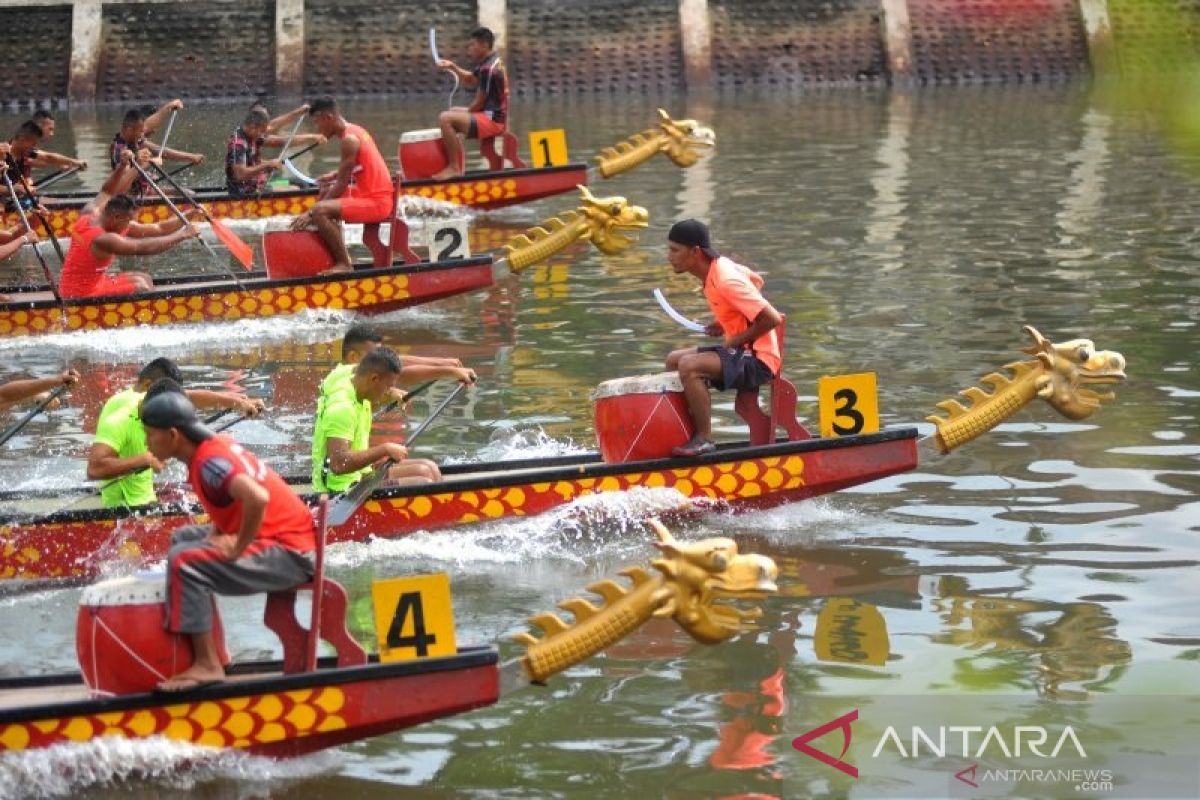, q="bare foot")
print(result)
[429,167,462,181]
[156,665,225,693]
